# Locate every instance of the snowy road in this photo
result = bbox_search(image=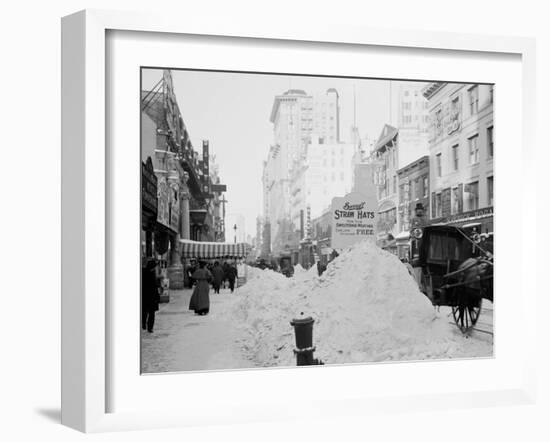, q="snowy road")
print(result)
[141,247,494,374]
[141,286,493,374]
[141,288,251,374]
